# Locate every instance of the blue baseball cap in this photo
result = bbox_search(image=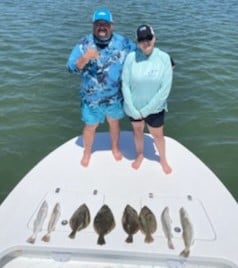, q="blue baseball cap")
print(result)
[92,9,113,23]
